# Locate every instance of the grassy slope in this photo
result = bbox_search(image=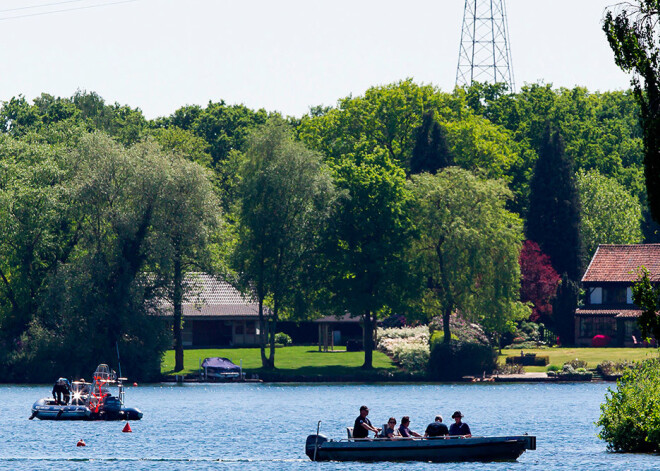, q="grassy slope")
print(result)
[162,346,398,376]
[499,348,660,372]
